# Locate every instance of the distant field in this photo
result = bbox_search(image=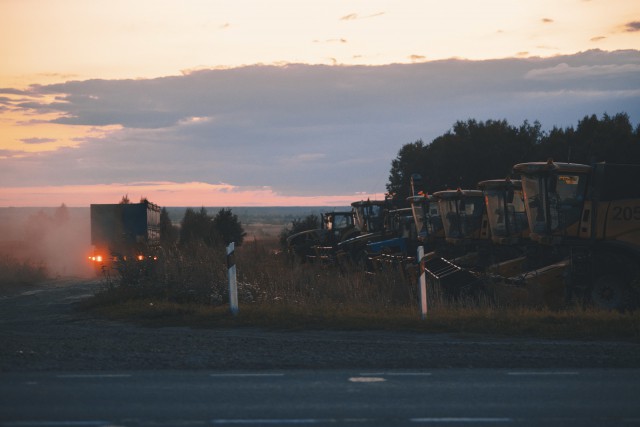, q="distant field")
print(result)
[0,205,346,238]
[163,206,348,228]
